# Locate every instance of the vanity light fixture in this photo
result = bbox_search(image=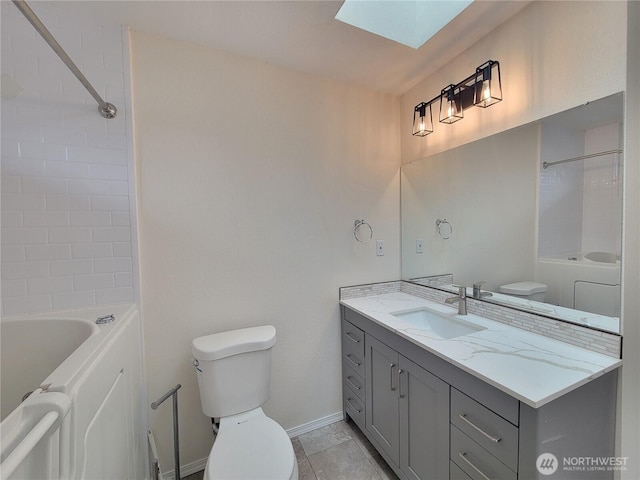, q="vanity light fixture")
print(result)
[411,60,502,137]
[412,102,433,136]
